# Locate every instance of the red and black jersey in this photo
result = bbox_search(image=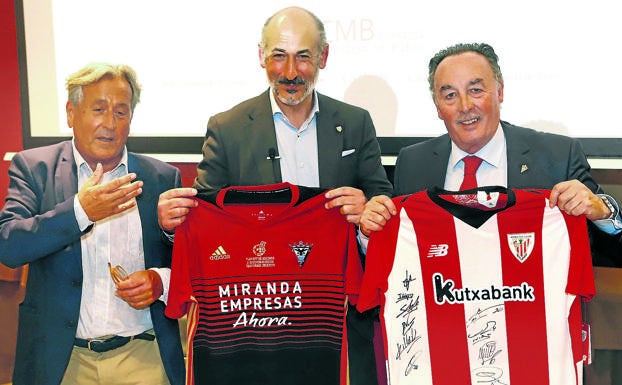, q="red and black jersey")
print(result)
[166,183,362,385]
